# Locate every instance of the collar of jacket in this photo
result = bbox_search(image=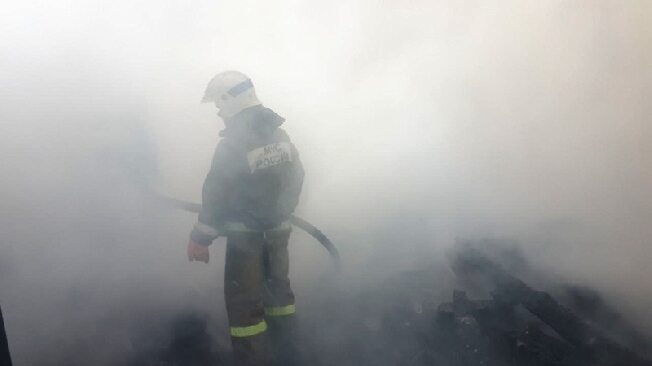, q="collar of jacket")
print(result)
[219,105,285,138]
